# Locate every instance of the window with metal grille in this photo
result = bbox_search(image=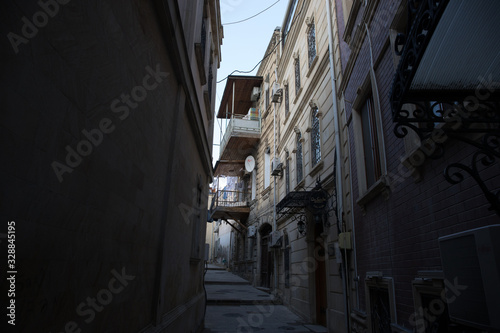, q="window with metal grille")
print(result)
[208,64,213,102]
[201,17,207,60]
[285,151,290,194]
[361,94,382,188]
[285,85,290,117]
[370,288,392,333]
[311,107,321,167]
[308,22,316,67]
[295,57,301,95]
[296,133,303,183]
